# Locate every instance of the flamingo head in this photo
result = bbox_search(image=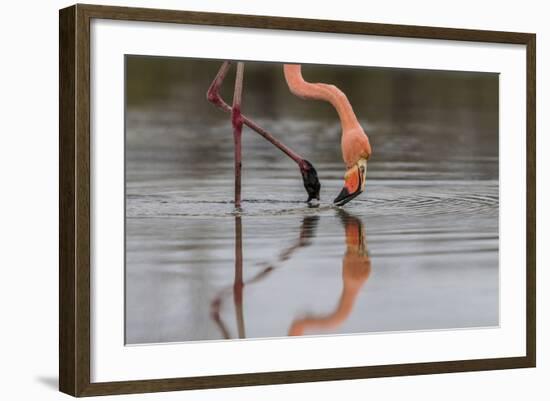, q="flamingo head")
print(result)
[299,160,321,203]
[334,158,367,206]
